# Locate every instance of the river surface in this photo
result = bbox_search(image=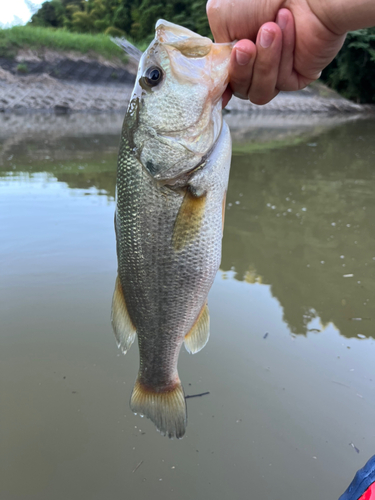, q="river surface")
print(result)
[1,113,375,500]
